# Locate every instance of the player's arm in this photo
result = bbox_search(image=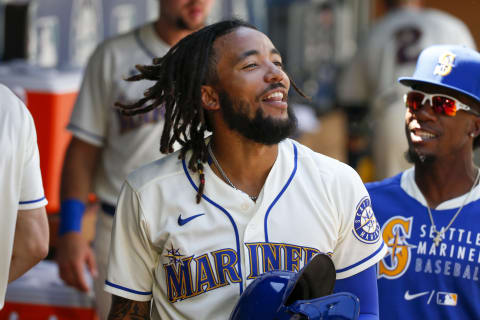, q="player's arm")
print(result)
[56,137,101,291]
[334,265,379,320]
[108,295,151,320]
[9,206,49,282]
